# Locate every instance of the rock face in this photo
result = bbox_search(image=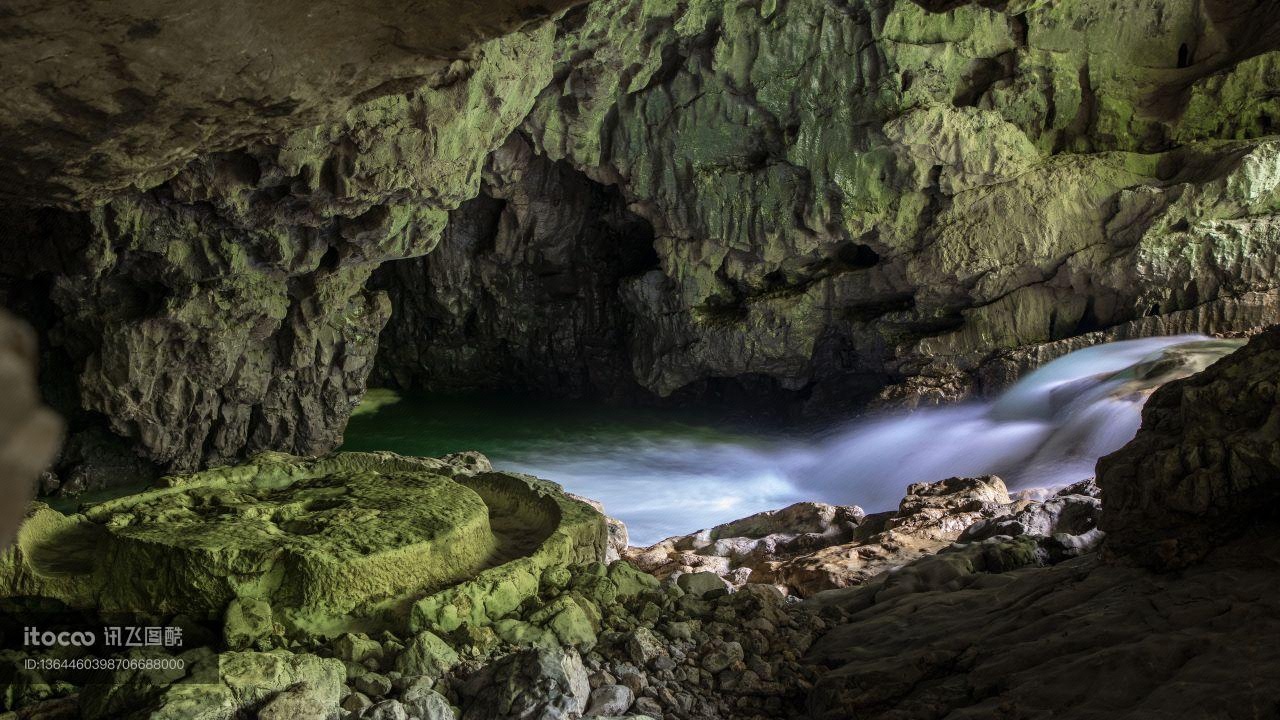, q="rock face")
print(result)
[804,530,1280,719]
[5,331,1280,719]
[0,311,61,547]
[0,23,562,476]
[494,0,1280,407]
[371,134,658,400]
[1099,325,1280,569]
[5,0,1280,480]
